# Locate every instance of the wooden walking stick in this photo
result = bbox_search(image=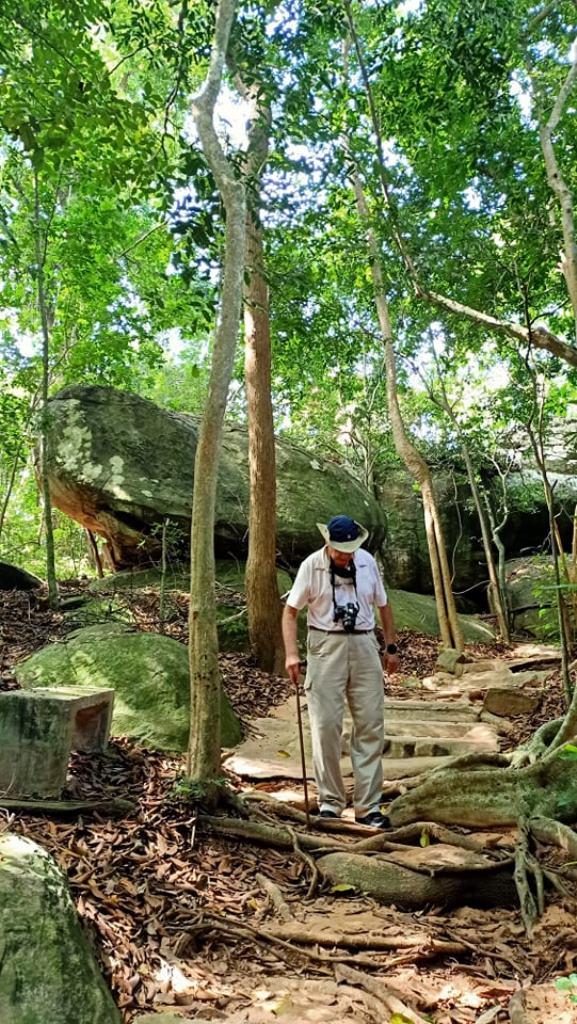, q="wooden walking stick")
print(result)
[294,669,311,830]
